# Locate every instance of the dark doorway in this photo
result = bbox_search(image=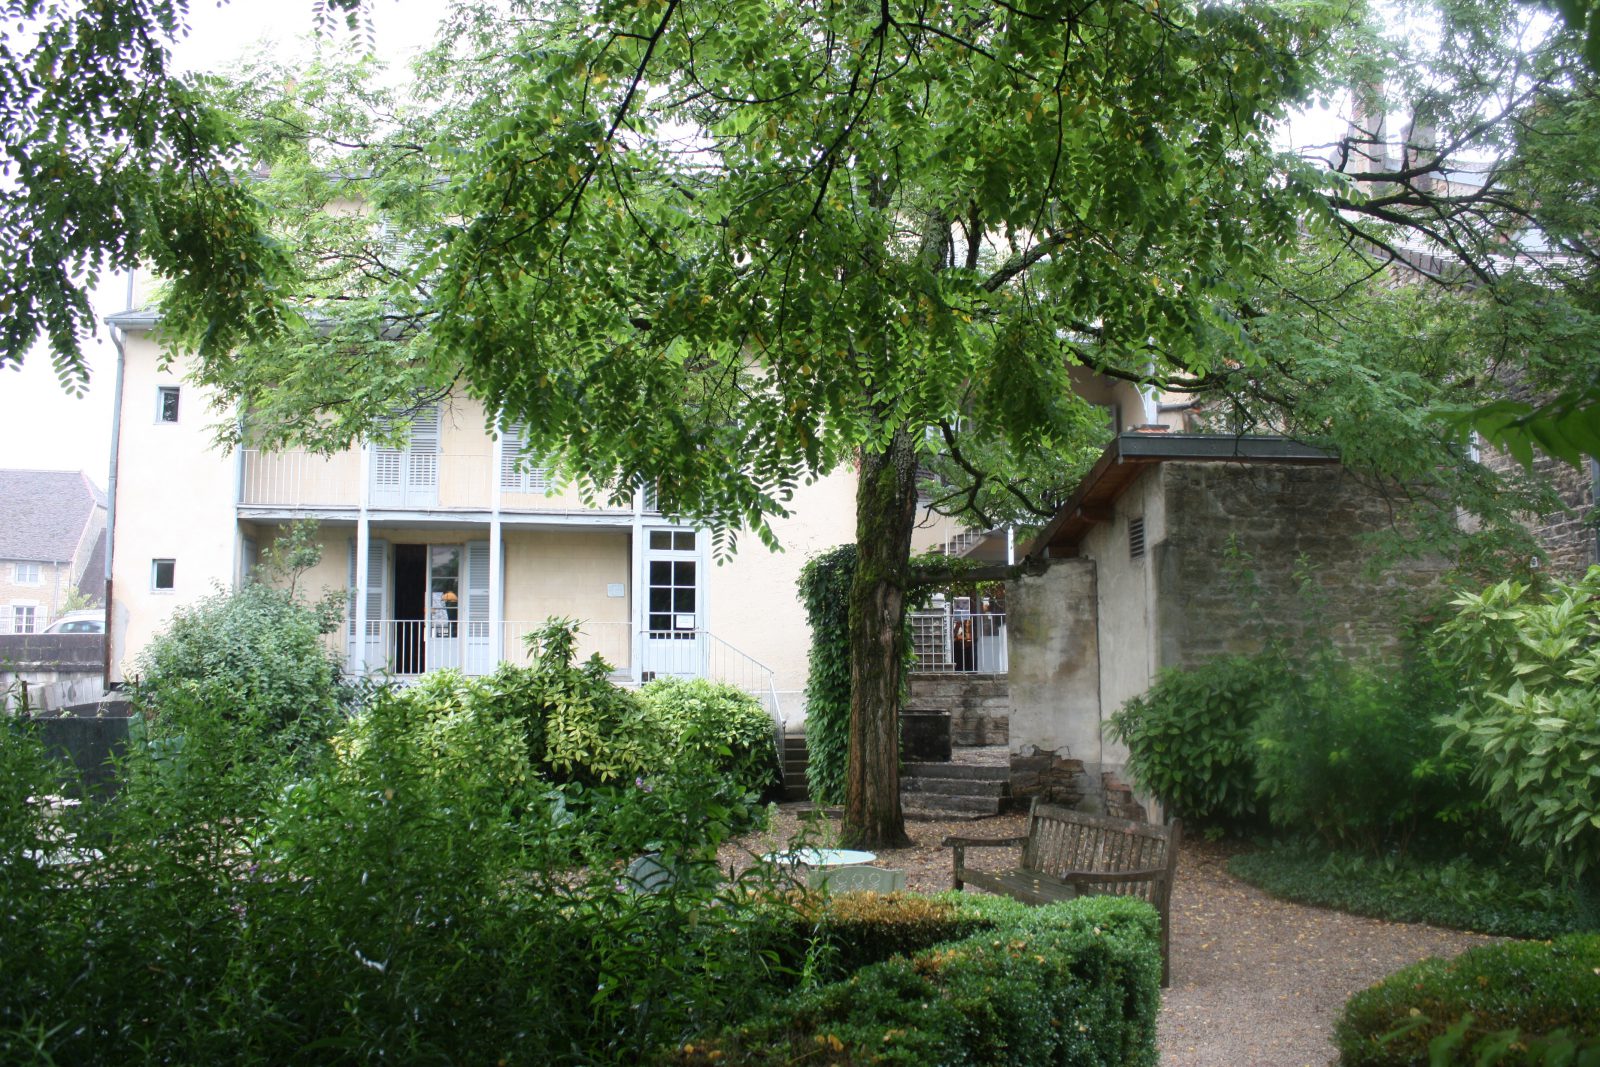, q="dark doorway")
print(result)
[393,544,427,674]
